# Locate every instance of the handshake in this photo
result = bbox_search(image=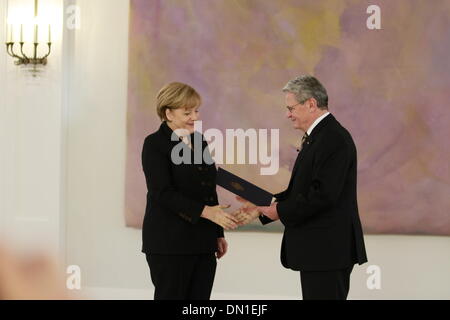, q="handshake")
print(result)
[200,196,278,230]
